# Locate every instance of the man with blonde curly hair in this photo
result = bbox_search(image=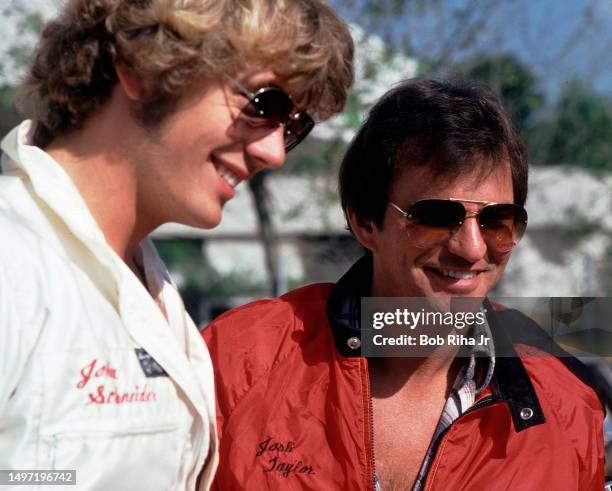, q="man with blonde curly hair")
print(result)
[0,0,353,489]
